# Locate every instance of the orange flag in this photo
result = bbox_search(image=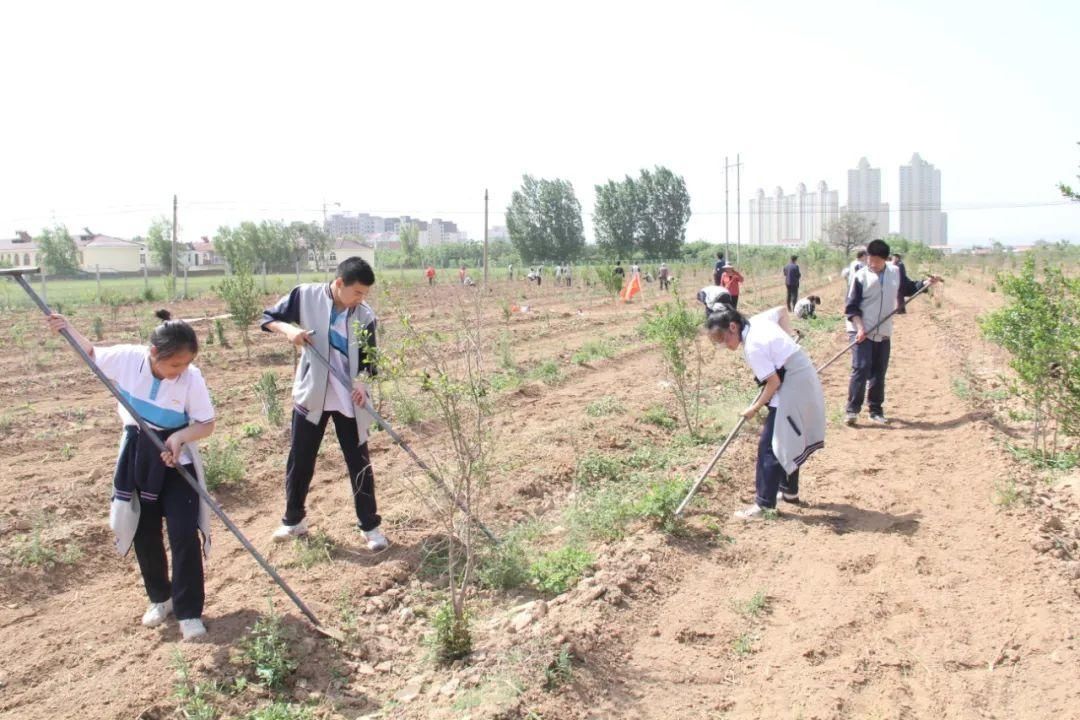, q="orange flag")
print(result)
[620,273,641,303]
